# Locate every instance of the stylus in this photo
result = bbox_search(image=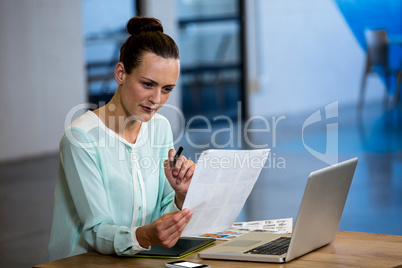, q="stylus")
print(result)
[171,146,183,168]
